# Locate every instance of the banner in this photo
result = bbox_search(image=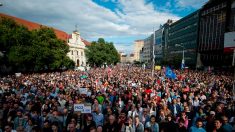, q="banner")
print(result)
[155,66,161,70]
